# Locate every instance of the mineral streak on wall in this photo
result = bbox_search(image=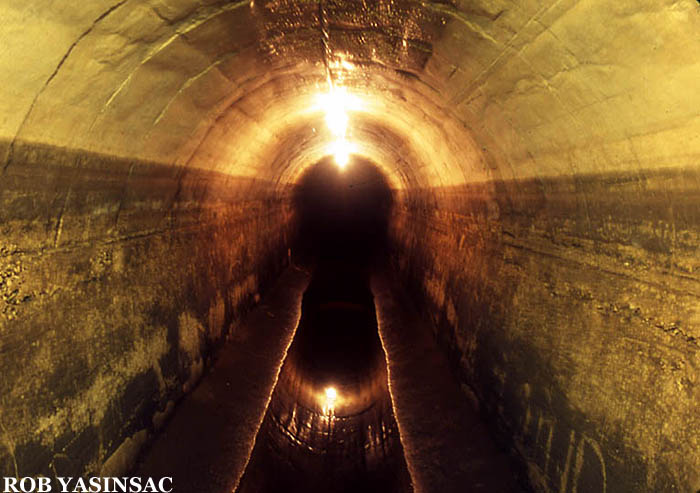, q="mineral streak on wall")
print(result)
[0,0,699,491]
